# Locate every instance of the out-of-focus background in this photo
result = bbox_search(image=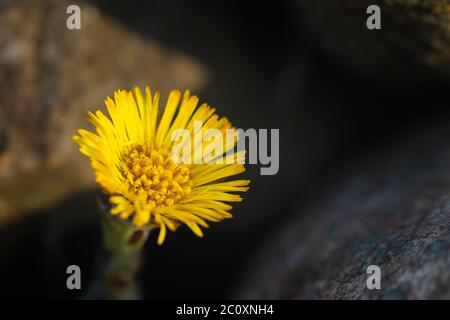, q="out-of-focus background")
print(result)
[0,0,449,299]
